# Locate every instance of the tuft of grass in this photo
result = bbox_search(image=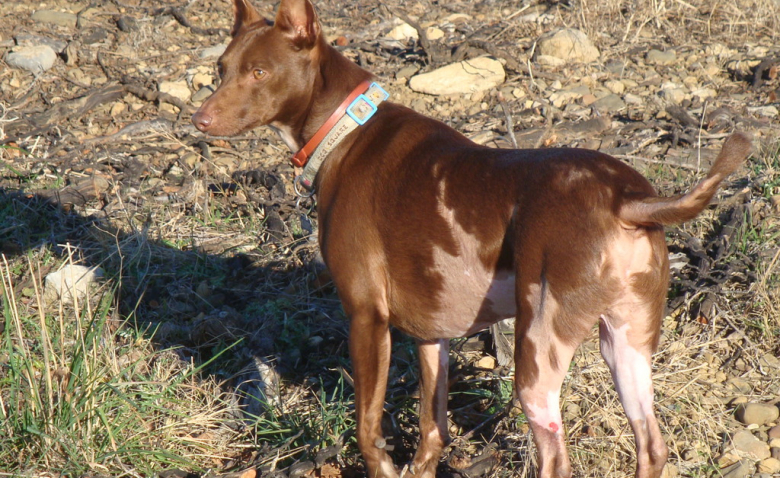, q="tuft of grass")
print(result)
[0,251,243,476]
